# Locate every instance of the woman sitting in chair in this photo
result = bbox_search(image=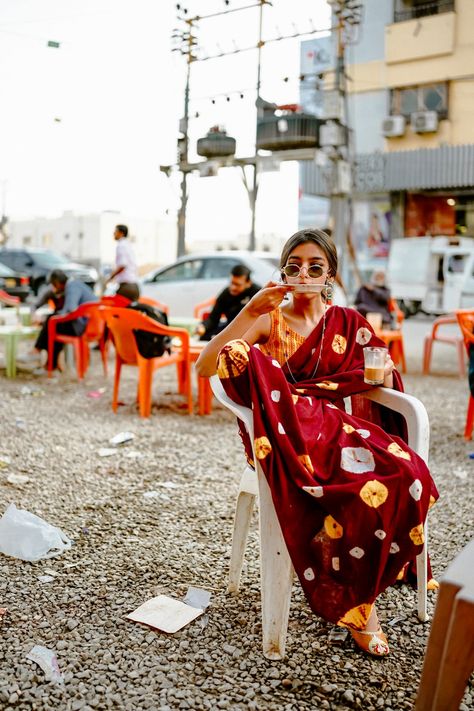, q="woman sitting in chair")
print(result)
[196,229,438,658]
